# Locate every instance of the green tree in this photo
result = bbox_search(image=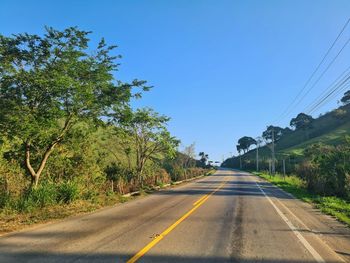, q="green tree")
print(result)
[198,152,209,167]
[262,125,285,142]
[290,113,314,130]
[237,136,257,153]
[120,108,179,186]
[0,27,148,188]
[341,90,350,105]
